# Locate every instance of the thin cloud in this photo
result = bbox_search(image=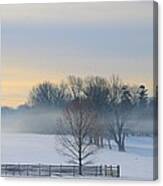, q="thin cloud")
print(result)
[1,2,153,24]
